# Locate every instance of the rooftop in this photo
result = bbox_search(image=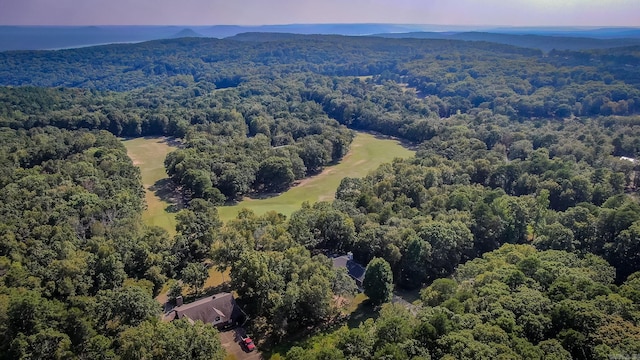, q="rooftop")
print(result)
[166,292,240,327]
[332,255,366,282]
